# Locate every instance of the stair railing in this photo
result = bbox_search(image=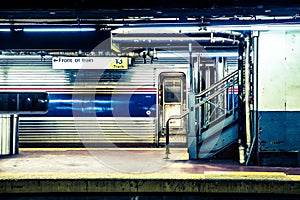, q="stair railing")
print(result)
[195,70,239,131]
